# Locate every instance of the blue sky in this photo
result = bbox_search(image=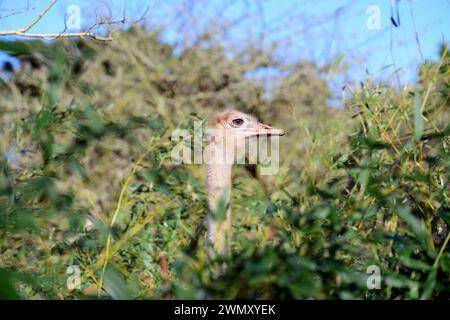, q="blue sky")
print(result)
[0,0,449,87]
